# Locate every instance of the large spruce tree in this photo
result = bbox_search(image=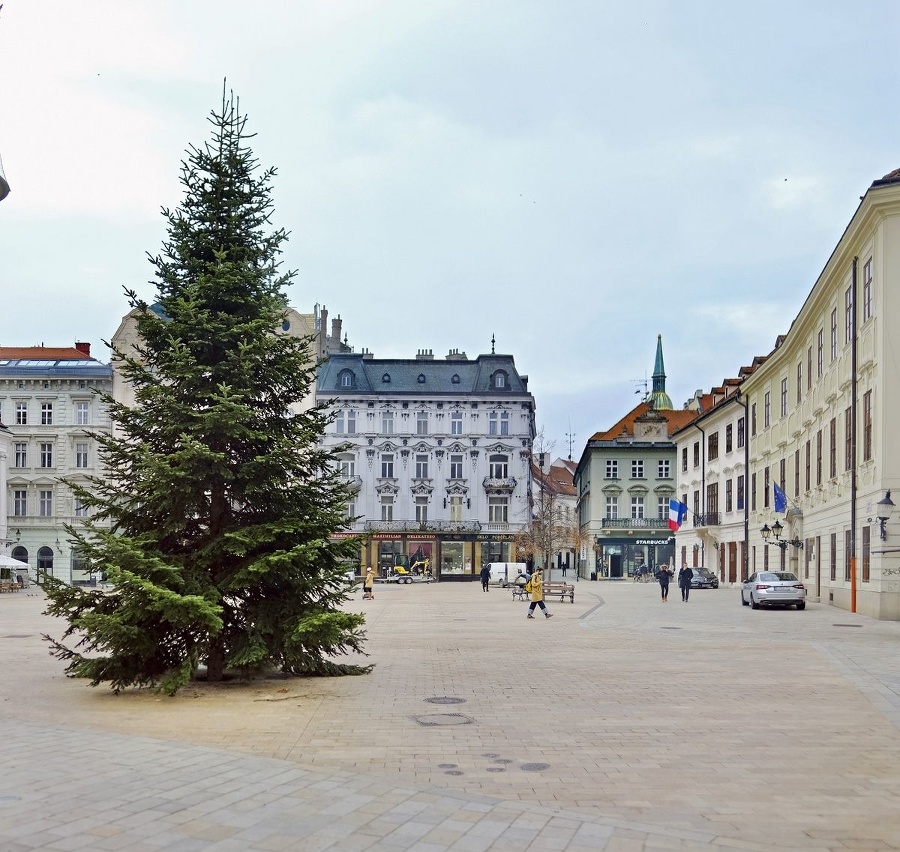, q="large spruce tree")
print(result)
[42,89,370,694]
